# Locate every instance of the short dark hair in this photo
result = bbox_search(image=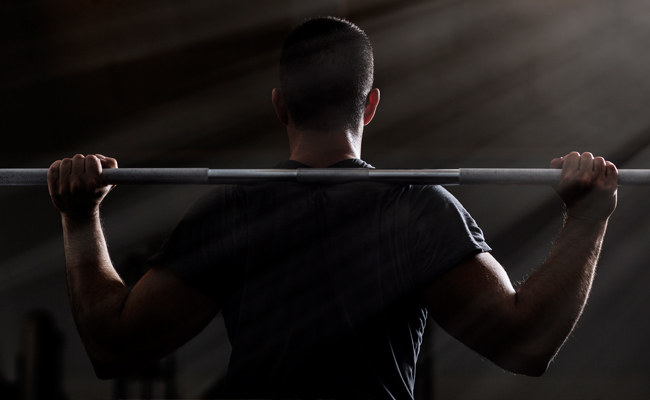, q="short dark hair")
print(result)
[280,17,374,132]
